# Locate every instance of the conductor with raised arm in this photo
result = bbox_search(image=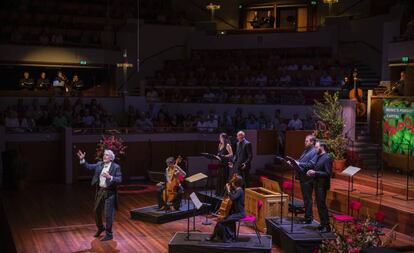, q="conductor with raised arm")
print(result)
[77,149,122,241]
